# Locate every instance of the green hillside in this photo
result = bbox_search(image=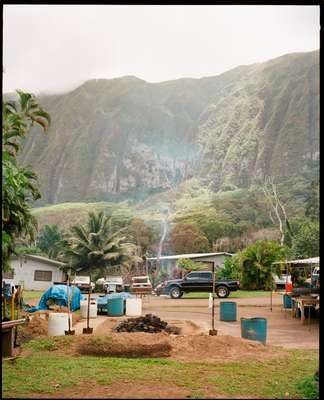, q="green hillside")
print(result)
[17,50,318,205]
